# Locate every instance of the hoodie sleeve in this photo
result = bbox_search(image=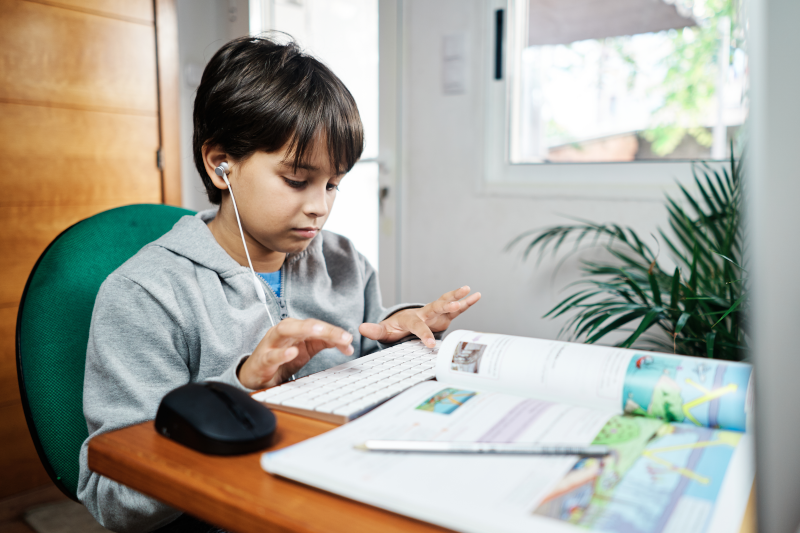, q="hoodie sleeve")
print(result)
[77,273,245,533]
